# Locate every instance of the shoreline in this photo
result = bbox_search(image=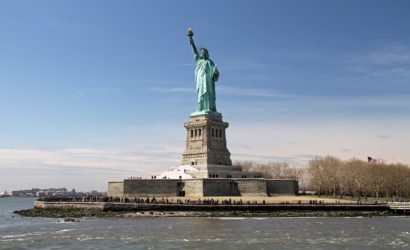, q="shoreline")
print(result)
[12,197,410,218]
[15,208,393,218]
[15,200,404,218]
